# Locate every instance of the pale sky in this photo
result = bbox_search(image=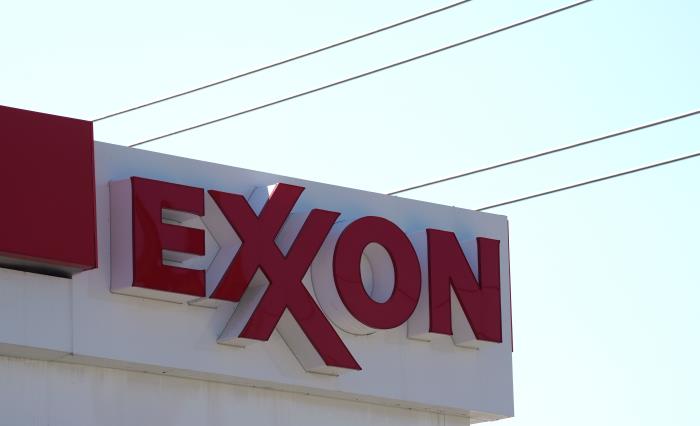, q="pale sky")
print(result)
[1,0,698,424]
